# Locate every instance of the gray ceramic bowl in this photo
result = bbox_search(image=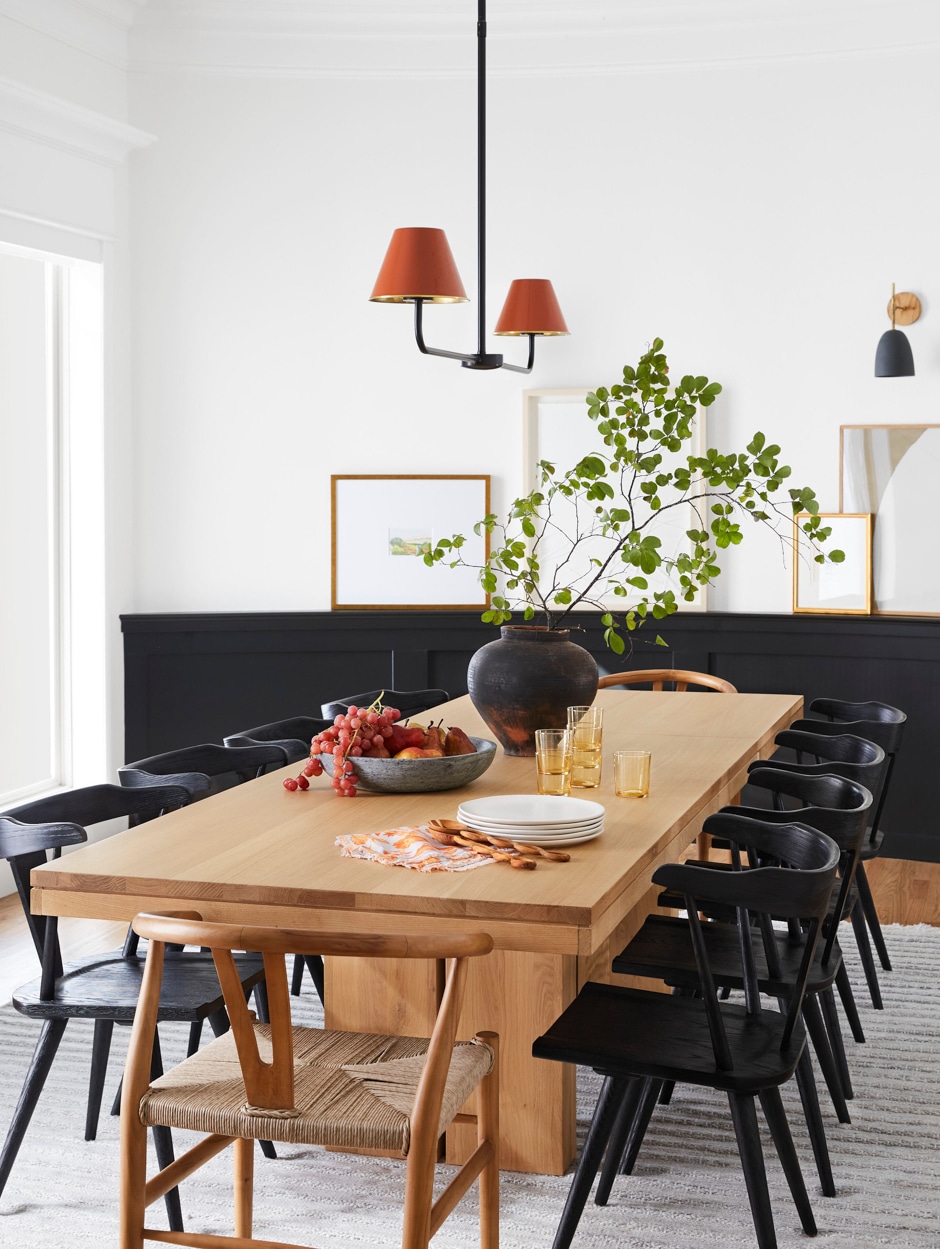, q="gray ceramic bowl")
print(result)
[320,736,497,793]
